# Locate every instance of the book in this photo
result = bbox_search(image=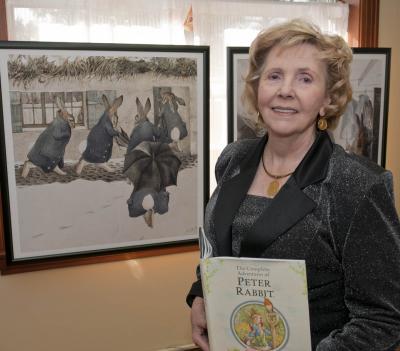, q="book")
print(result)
[198,229,312,351]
